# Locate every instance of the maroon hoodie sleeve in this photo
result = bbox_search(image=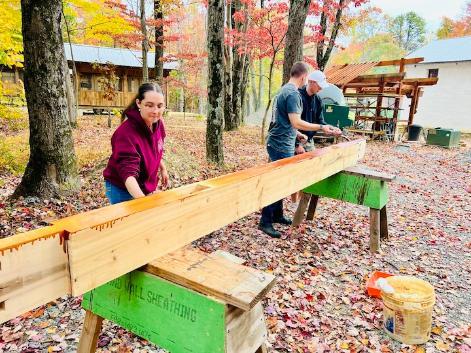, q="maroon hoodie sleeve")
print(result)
[113,133,141,182]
